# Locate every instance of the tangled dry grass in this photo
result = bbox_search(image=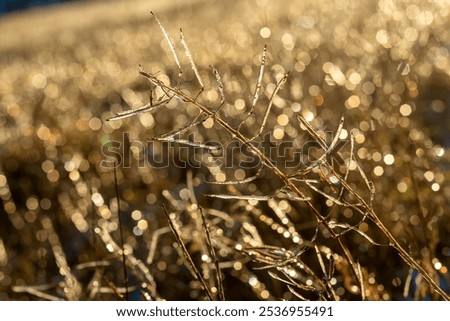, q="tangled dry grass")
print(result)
[0,0,449,300]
